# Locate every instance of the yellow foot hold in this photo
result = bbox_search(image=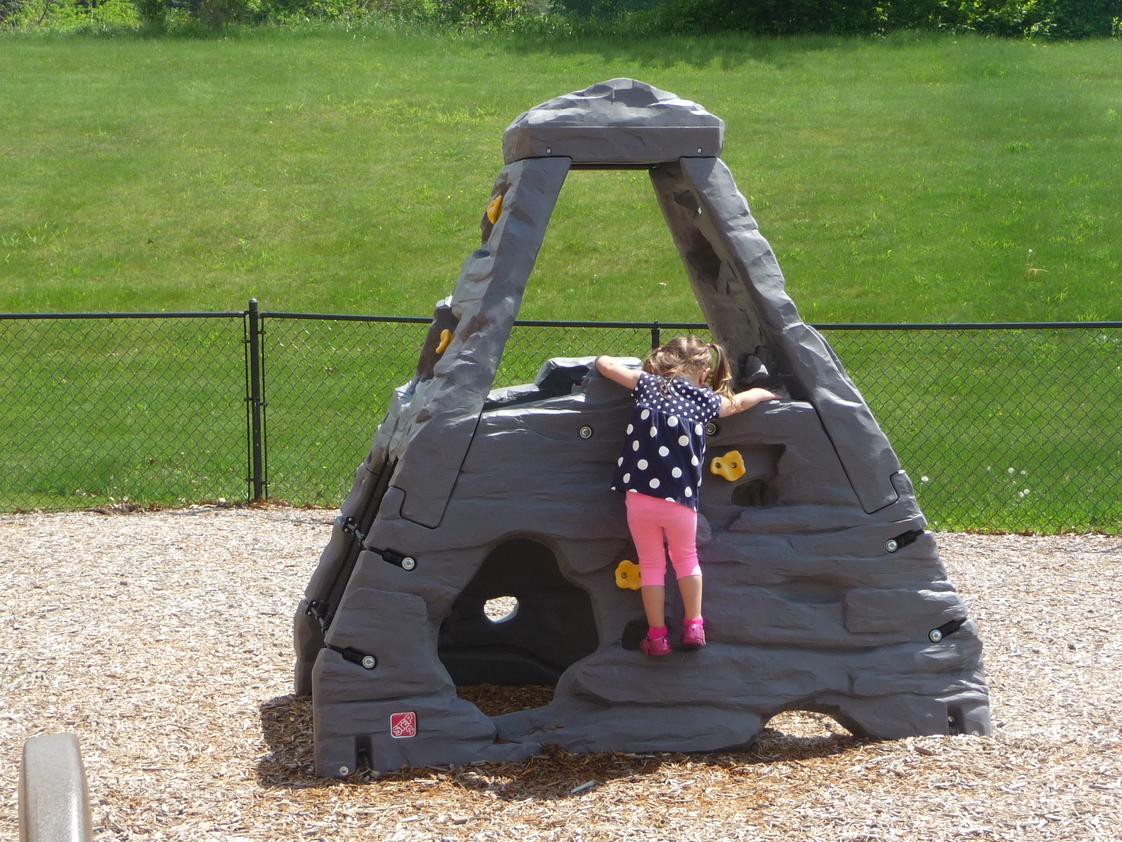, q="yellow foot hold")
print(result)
[486,194,504,224]
[710,450,746,482]
[435,328,453,355]
[615,559,641,590]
